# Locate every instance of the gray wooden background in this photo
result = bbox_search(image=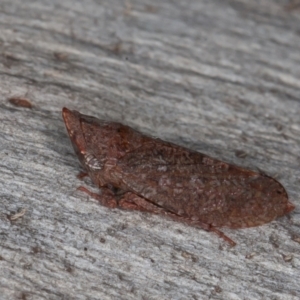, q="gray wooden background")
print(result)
[1,0,299,299]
